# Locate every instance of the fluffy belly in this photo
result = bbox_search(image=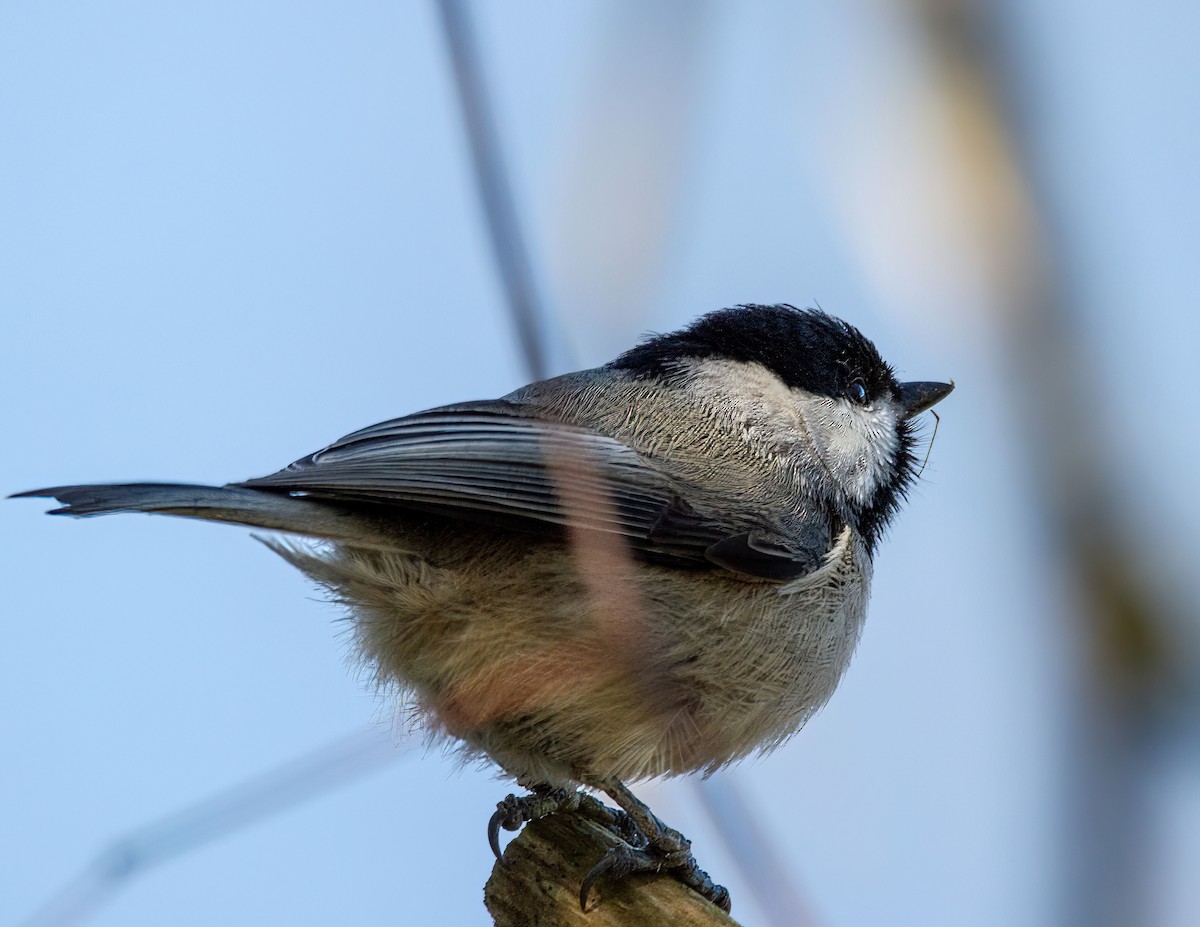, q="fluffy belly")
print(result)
[269,524,870,785]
